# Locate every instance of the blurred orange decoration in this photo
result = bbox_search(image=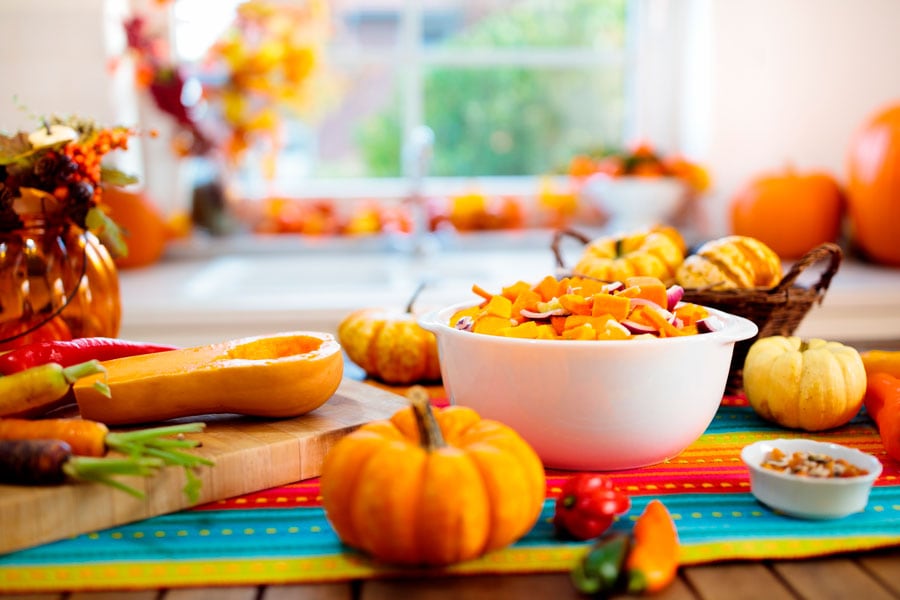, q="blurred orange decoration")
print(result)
[121,0,332,174]
[203,0,334,175]
[253,198,412,237]
[428,192,526,232]
[567,141,711,195]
